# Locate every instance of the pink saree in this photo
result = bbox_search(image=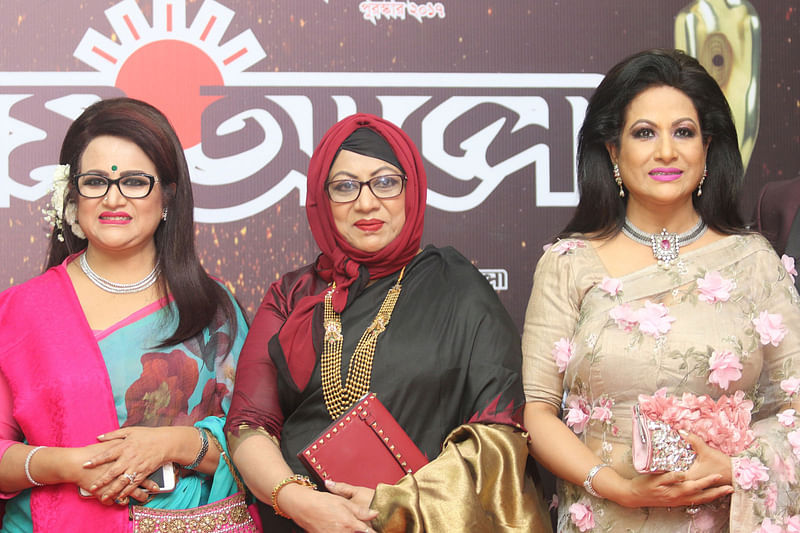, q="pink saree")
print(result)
[0,264,127,532]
